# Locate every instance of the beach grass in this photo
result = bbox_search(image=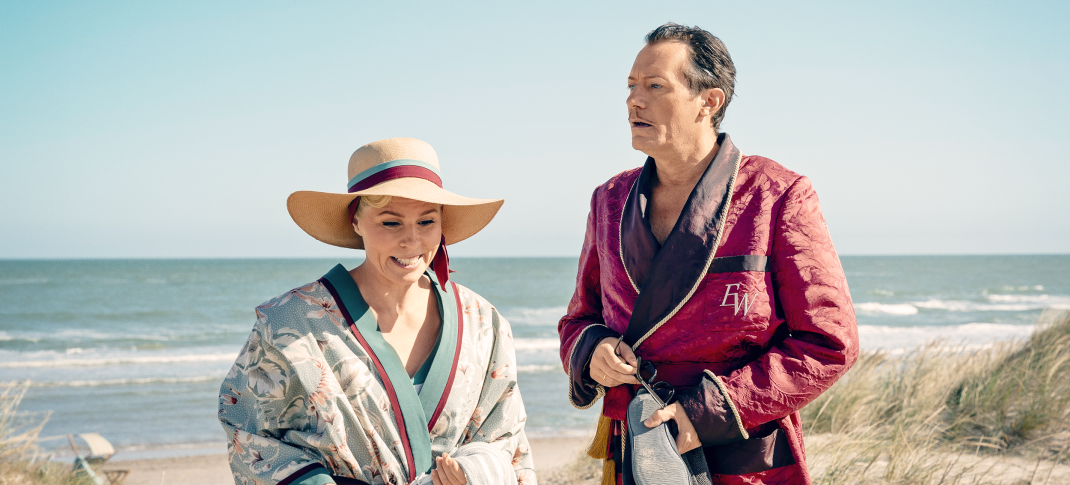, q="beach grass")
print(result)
[800,309,1070,484]
[547,310,1070,485]
[6,312,1070,484]
[0,382,86,485]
